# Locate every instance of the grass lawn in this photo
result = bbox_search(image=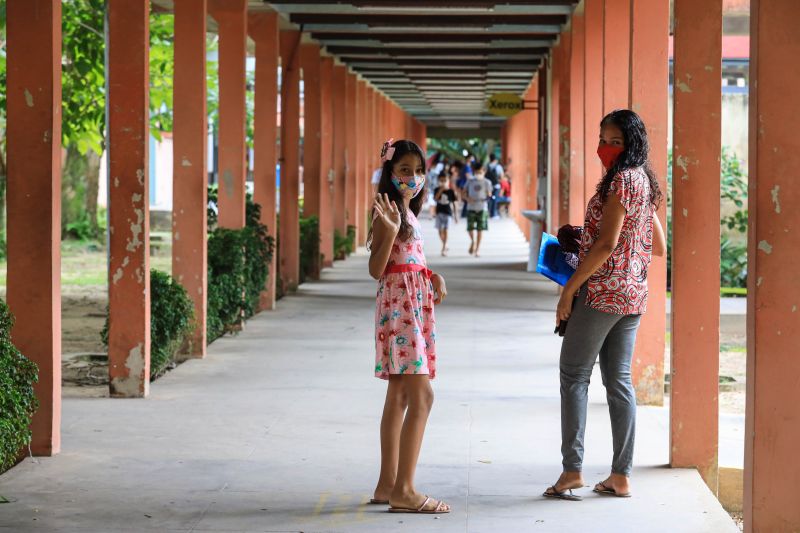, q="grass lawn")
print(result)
[0,236,172,289]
